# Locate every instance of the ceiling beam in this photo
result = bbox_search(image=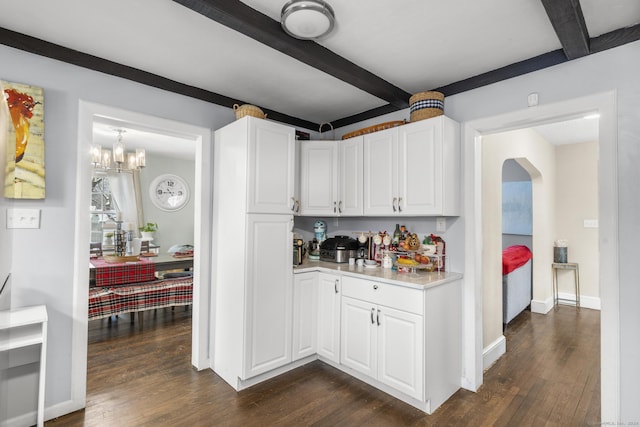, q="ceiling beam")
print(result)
[172,0,411,109]
[540,0,590,59]
[590,23,640,54]
[3,17,640,130]
[0,26,318,130]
